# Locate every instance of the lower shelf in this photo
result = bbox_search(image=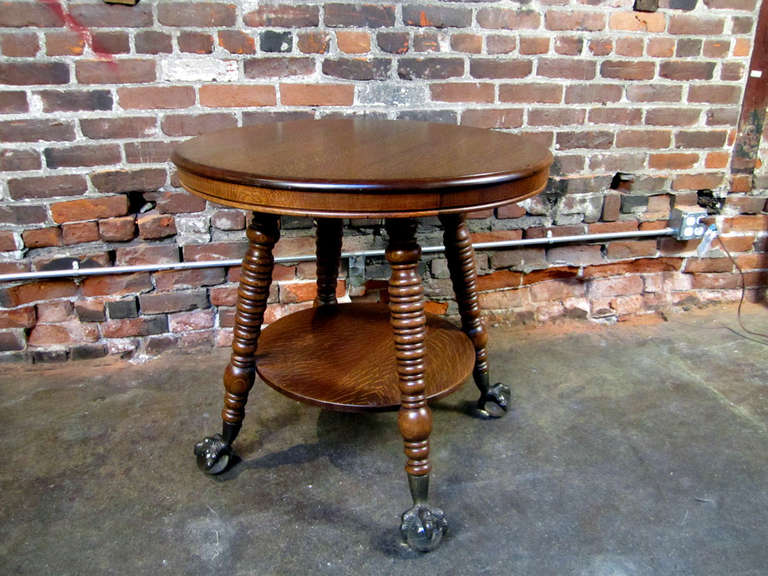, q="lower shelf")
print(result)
[256,303,475,412]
